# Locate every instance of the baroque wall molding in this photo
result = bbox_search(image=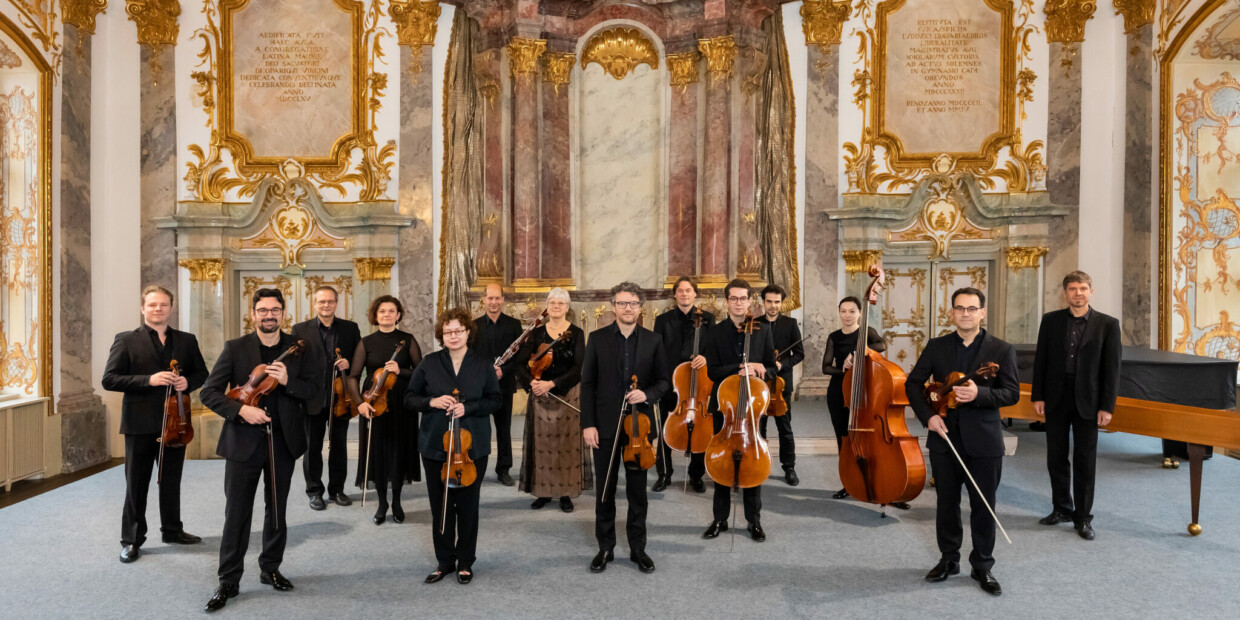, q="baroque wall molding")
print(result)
[667,51,699,92]
[125,0,180,47]
[1043,0,1096,44]
[698,35,737,85]
[1003,246,1048,272]
[542,51,573,93]
[506,37,546,81]
[1113,0,1155,34]
[843,250,883,275]
[800,0,851,50]
[61,0,110,35]
[178,258,225,283]
[390,0,439,46]
[354,257,395,283]
[580,27,659,81]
